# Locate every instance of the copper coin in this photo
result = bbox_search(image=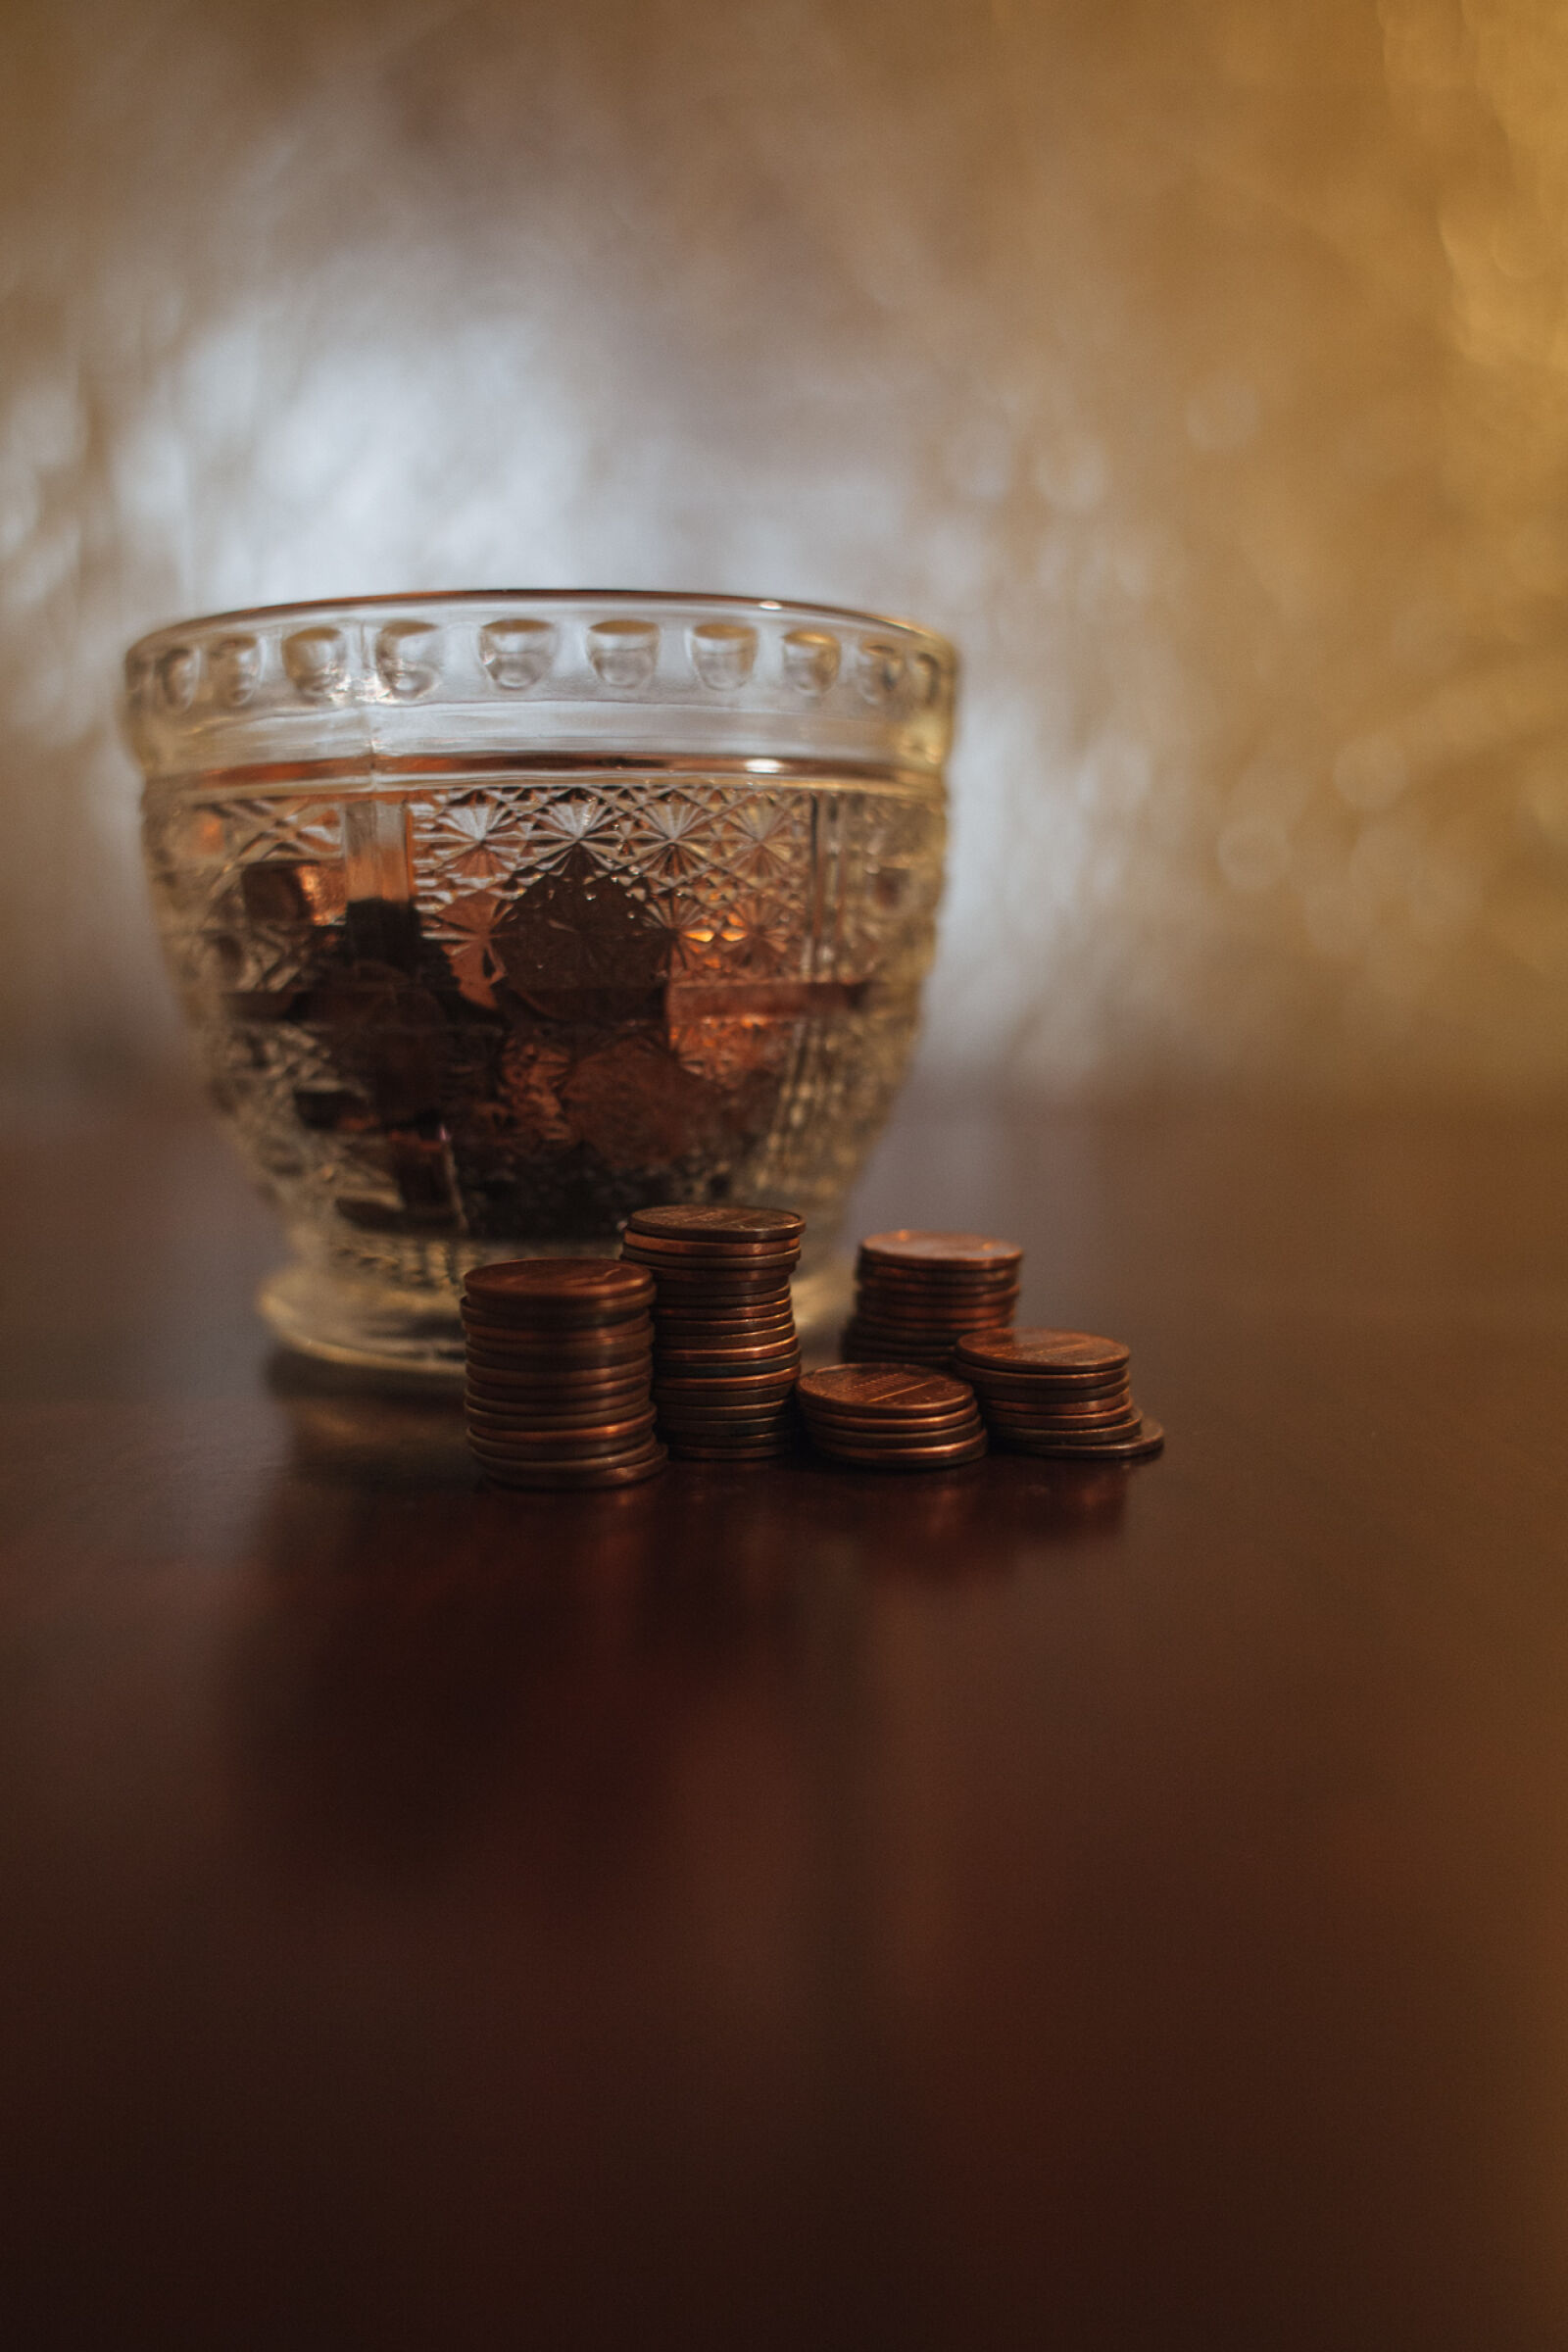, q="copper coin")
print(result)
[468,1424,661,1463]
[842,1356,957,1372]
[621,1233,801,1265]
[637,1267,795,1296]
[654,1329,798,1353]
[852,1284,1016,1309]
[463,1351,652,1386]
[979,1381,1134,1411]
[955,1328,1131,1377]
[649,1373,799,1392]
[801,1404,981,1439]
[985,1412,1145,1445]
[653,1354,804,1373]
[464,1258,654,1321]
[627,1204,805,1246]
[856,1267,1020,1297]
[817,1420,987,1458]
[656,1390,798,1413]
[963,1363,1131,1396]
[465,1385,651,1420]
[478,1446,668,1489]
[813,1418,983,1452]
[466,1417,659,1456]
[840,1330,954,1352]
[847,1317,1012,1345]
[991,1416,1164,1462]
[858,1230,1022,1269]
[461,1307,649,1345]
[659,1422,796,1444]
[800,1365,974,1415]
[463,1321,653,1348]
[462,1342,652,1372]
[667,1430,799,1448]
[853,1291,1017,1317]
[465,1396,657,1429]
[979,1385,1134,1417]
[651,1308,797,1335]
[840,1347,955,1369]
